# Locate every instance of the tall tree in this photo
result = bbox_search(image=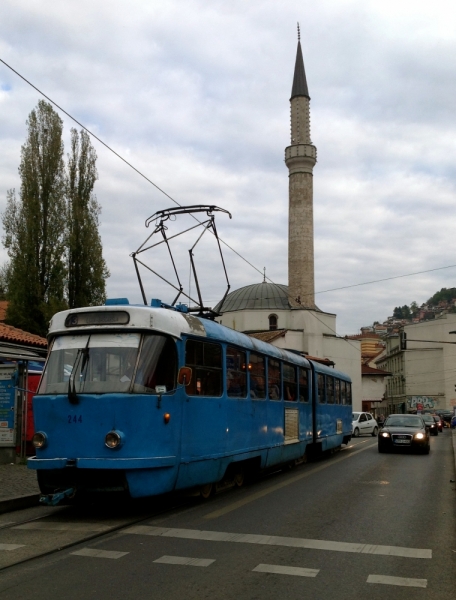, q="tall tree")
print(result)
[2,101,67,336]
[66,128,109,308]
